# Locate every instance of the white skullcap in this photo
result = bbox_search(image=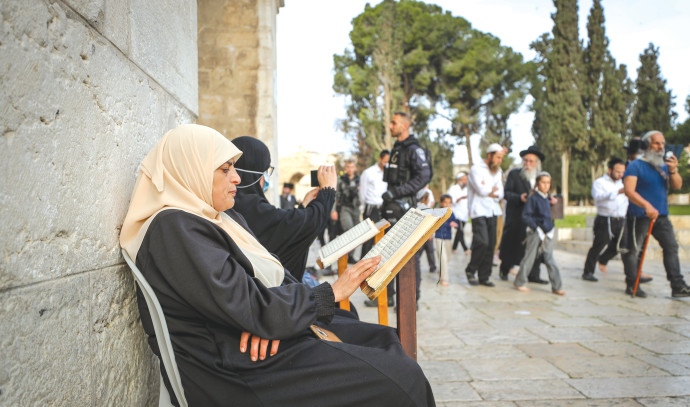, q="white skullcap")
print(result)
[486,143,503,154]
